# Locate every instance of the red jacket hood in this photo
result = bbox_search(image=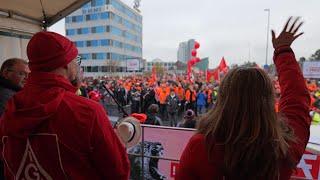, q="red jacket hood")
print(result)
[0,72,77,138]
